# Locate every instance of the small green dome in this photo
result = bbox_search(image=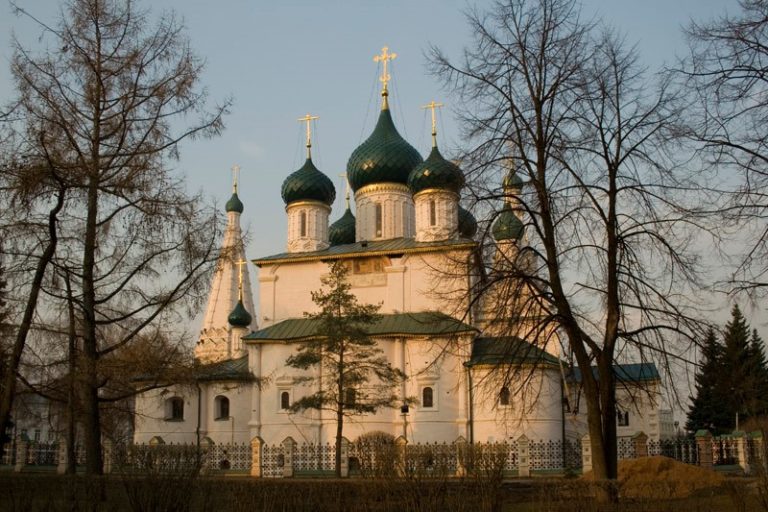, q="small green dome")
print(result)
[225,192,244,213]
[458,206,478,239]
[329,207,356,246]
[281,158,336,205]
[492,205,524,241]
[408,146,465,195]
[347,108,423,192]
[228,300,252,327]
[503,169,524,190]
